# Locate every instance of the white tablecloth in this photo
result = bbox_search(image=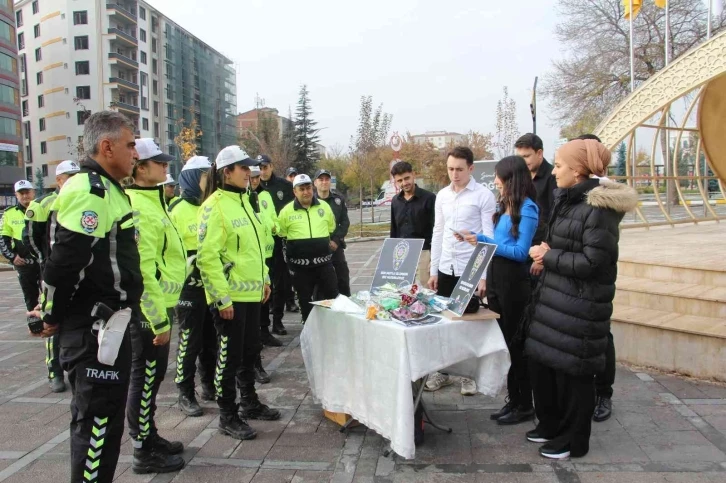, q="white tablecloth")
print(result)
[300,306,510,459]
